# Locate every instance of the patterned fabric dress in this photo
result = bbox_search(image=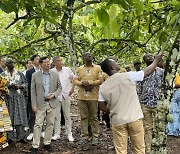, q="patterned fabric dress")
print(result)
[168,74,180,136]
[0,75,13,150]
[1,70,28,127]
